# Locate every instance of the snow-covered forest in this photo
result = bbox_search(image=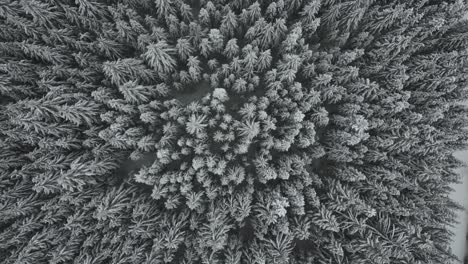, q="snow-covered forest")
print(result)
[0,0,468,263]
